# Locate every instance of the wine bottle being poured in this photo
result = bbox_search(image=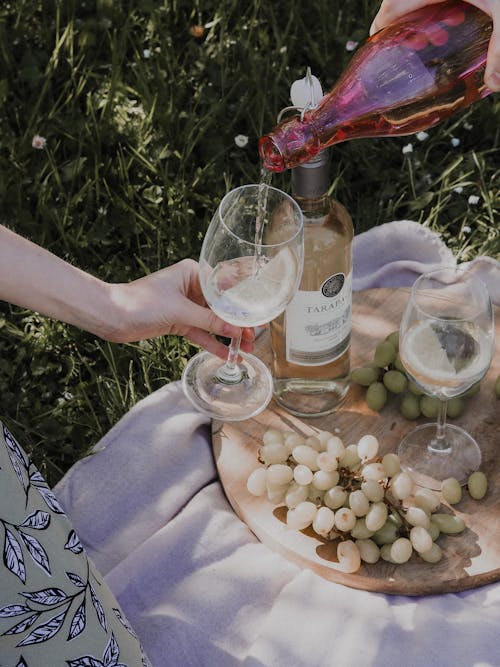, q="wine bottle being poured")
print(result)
[259,0,493,172]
